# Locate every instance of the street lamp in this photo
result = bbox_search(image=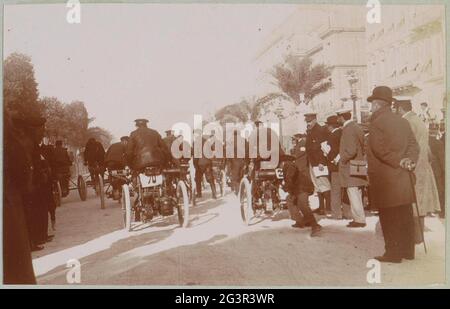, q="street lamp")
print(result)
[275,100,285,151]
[346,71,359,122]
